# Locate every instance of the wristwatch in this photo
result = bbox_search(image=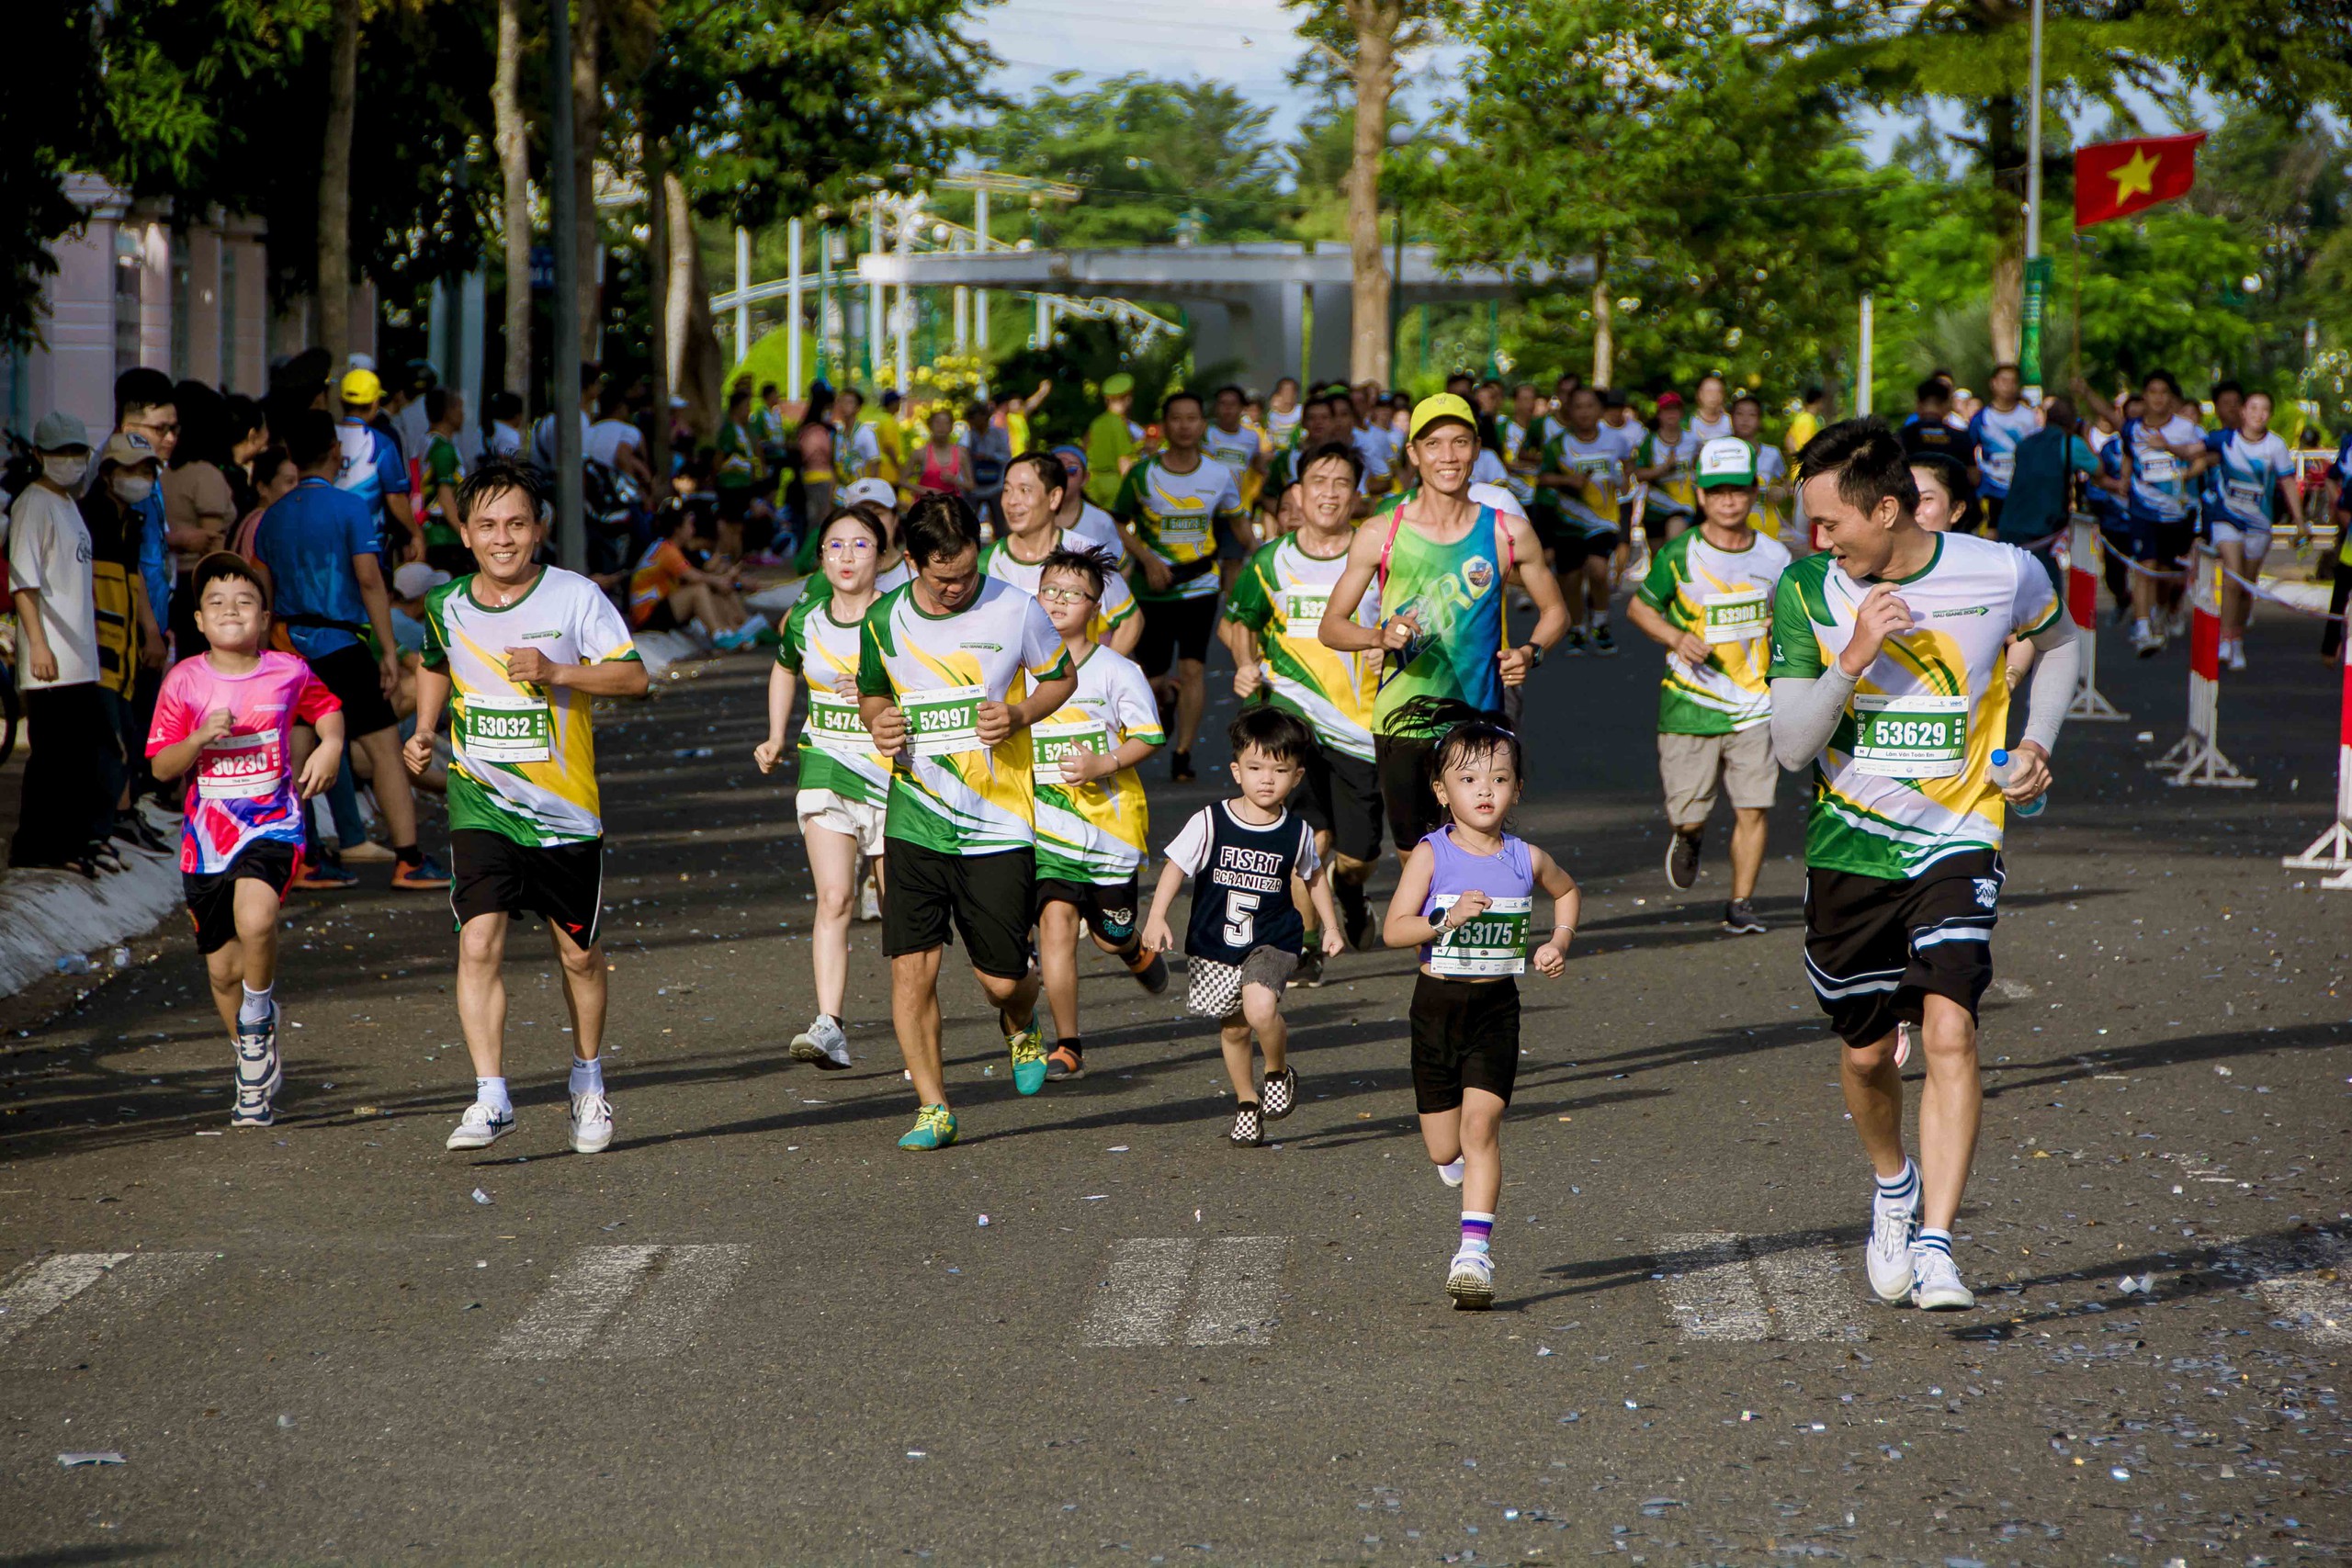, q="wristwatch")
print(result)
[1520,642,1544,669]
